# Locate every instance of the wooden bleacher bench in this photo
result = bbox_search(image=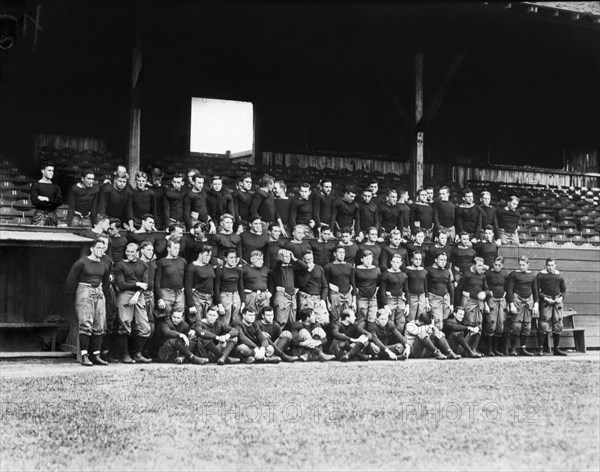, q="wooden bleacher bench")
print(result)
[0,322,67,353]
[560,311,586,353]
[525,310,586,353]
